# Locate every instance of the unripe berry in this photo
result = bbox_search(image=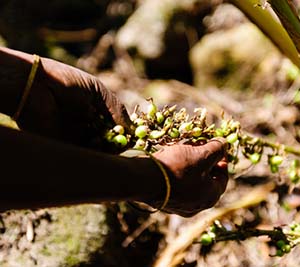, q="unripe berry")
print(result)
[105,130,115,142]
[133,139,146,150]
[200,233,213,246]
[149,130,165,139]
[269,155,283,166]
[147,102,157,118]
[276,240,286,249]
[179,122,193,133]
[113,134,128,147]
[270,164,279,173]
[192,127,202,137]
[288,159,300,183]
[209,225,217,233]
[288,169,300,183]
[282,244,291,253]
[113,125,125,135]
[135,125,148,139]
[134,118,146,126]
[226,132,238,144]
[215,128,224,137]
[155,112,164,124]
[276,249,284,257]
[163,117,173,128]
[249,153,261,164]
[168,128,180,138]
